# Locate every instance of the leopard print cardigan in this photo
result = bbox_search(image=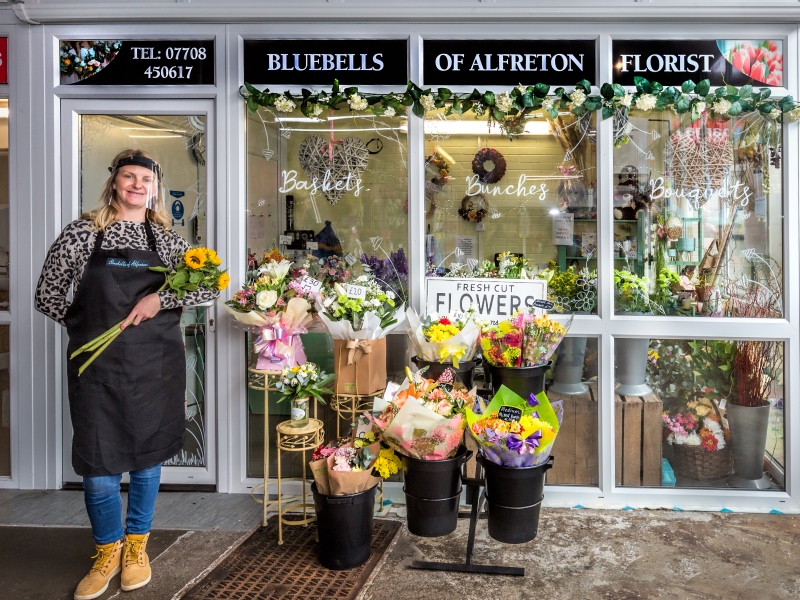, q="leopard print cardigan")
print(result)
[35,219,219,326]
